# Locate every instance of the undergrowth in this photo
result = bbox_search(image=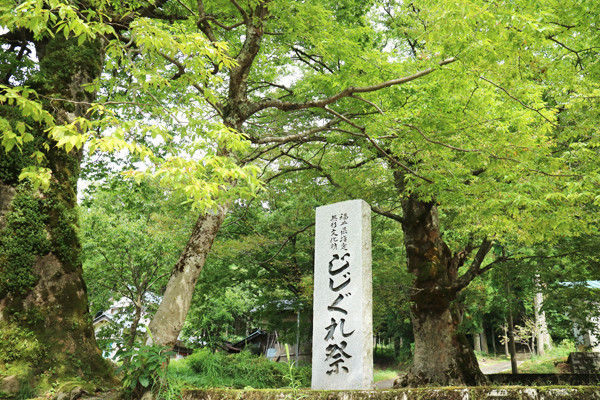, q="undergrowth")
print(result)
[516,340,576,374]
[168,350,311,389]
